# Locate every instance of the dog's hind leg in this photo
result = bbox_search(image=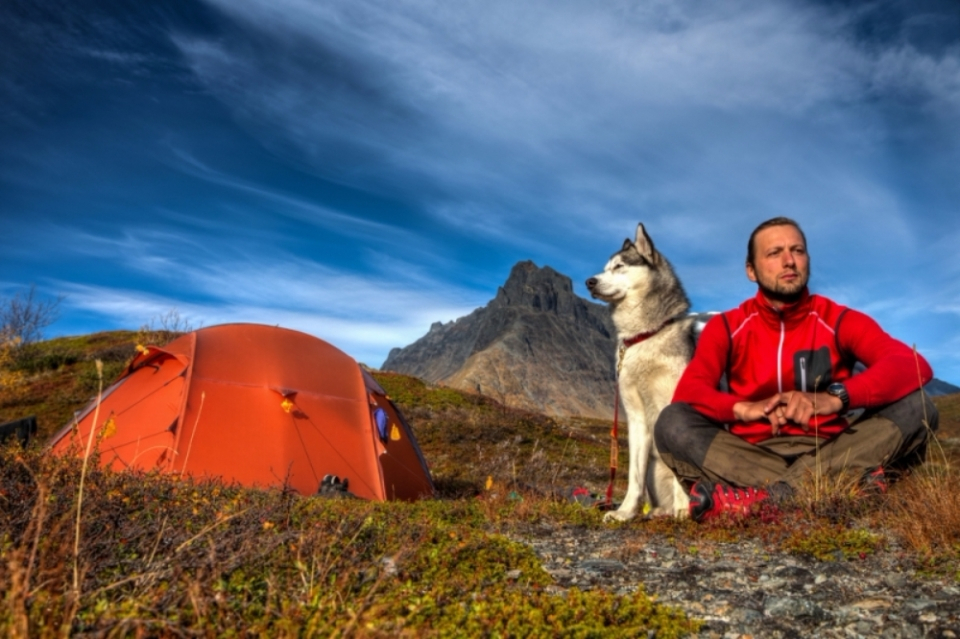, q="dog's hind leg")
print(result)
[647,459,689,518]
[604,413,648,522]
[671,475,690,518]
